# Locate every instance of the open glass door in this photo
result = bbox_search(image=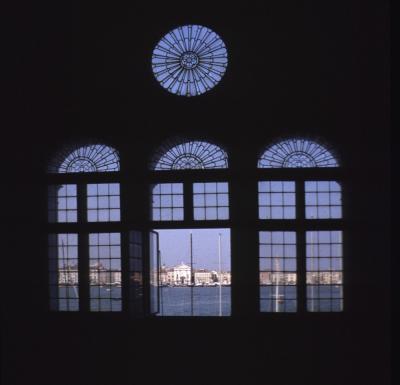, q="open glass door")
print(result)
[153,228,231,316]
[149,230,160,315]
[128,231,144,316]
